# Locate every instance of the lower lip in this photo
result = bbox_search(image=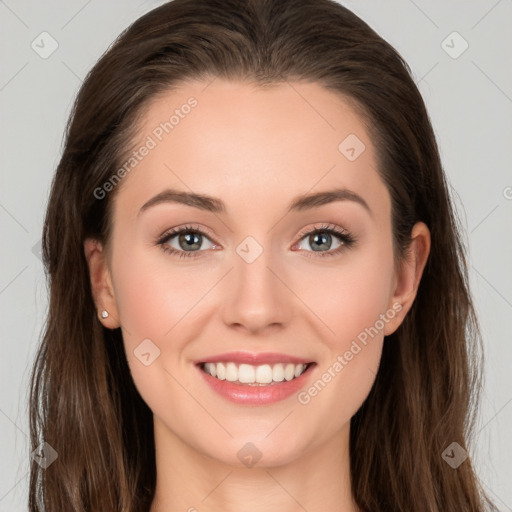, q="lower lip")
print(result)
[196,363,316,405]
